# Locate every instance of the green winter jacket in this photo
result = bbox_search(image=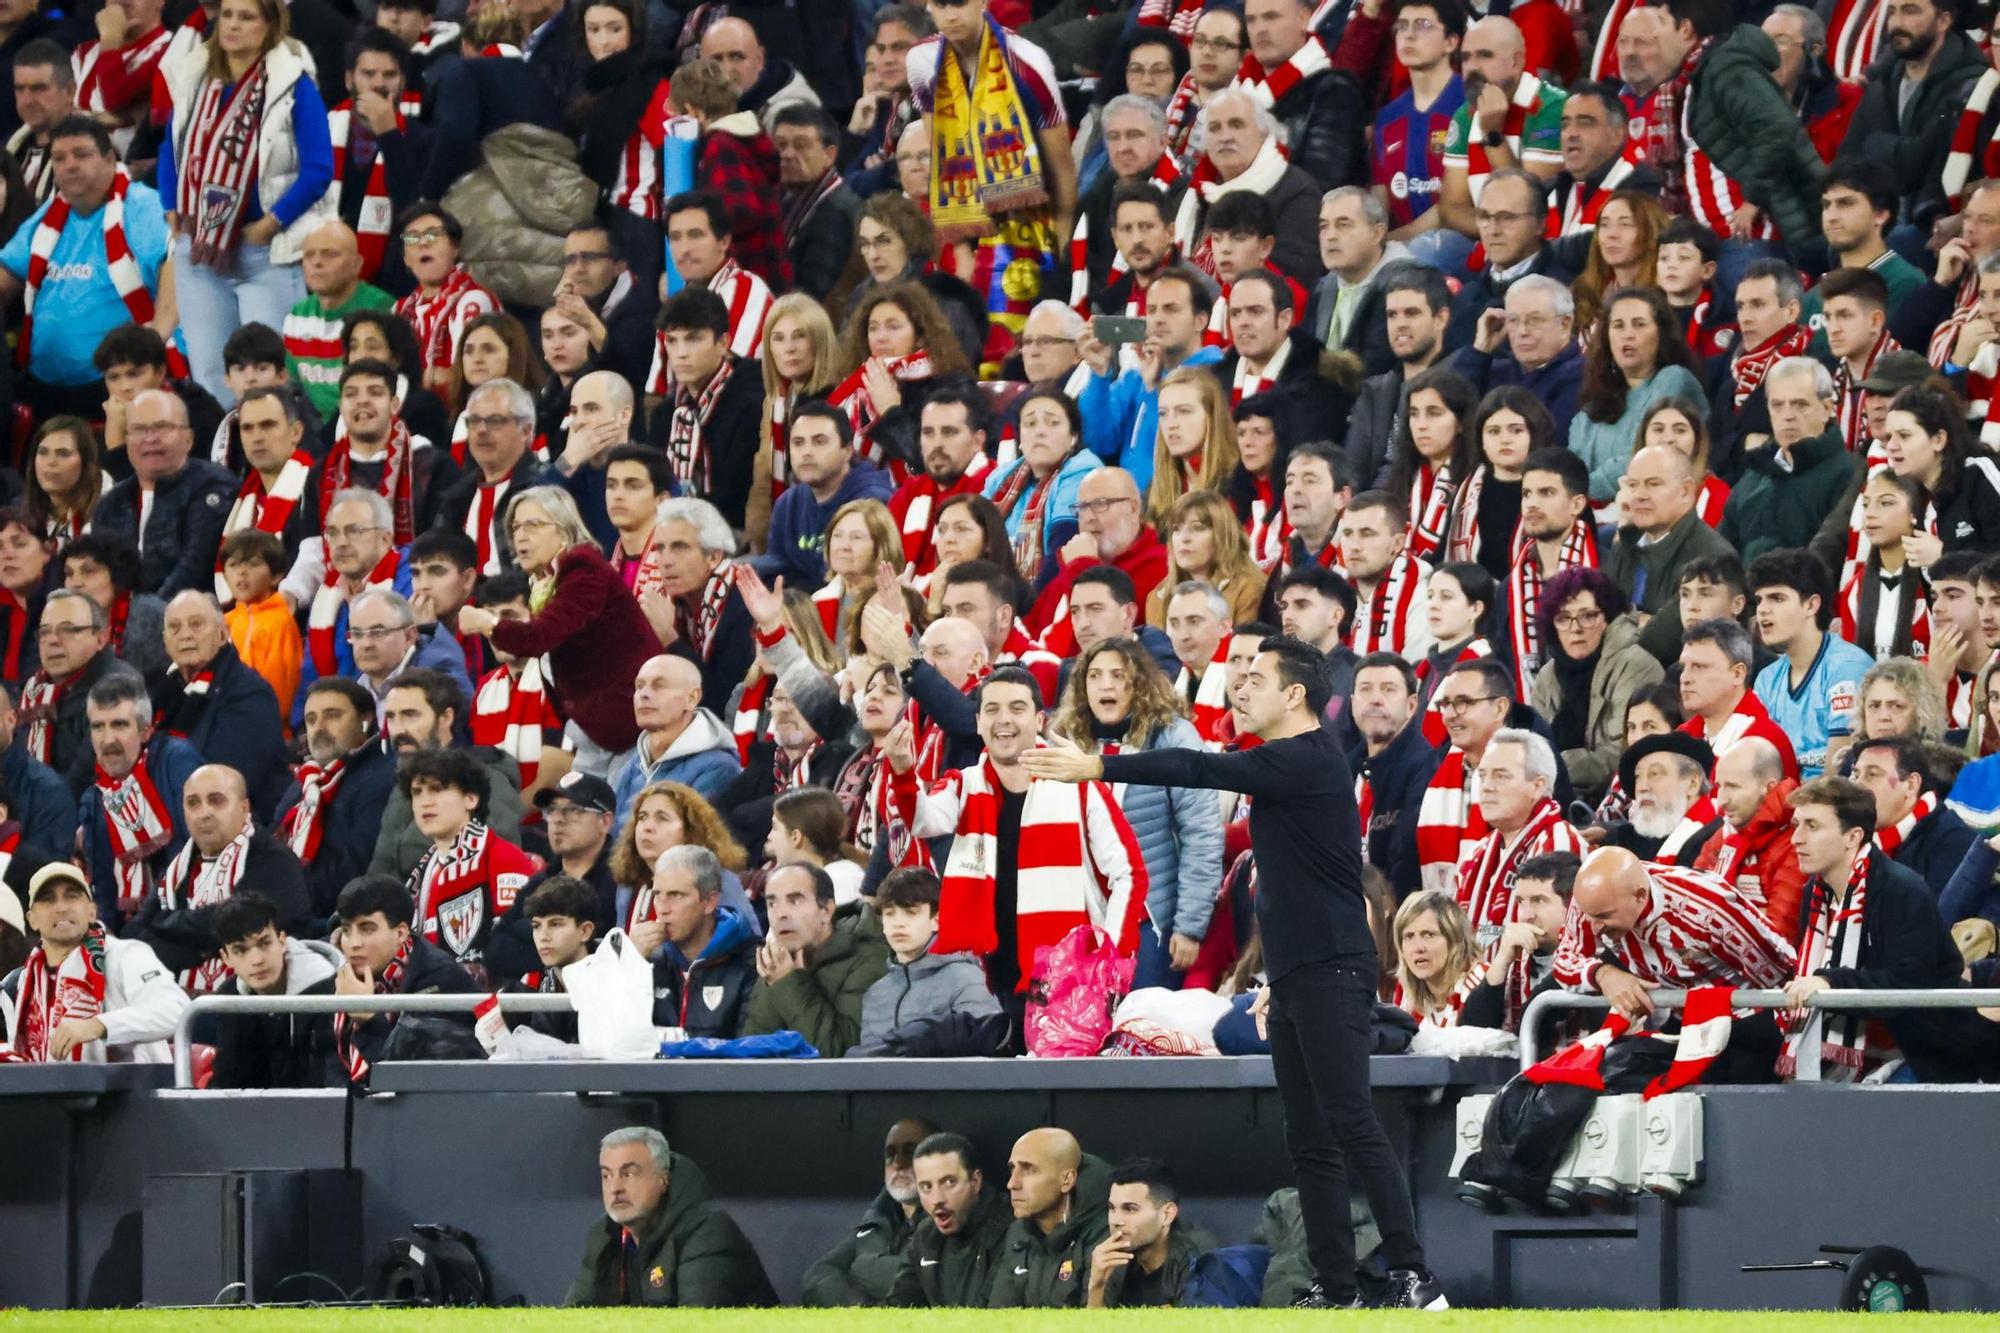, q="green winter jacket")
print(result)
[800,1188,917,1306]
[1684,27,1829,248]
[1252,1187,1381,1307]
[988,1155,1113,1308]
[741,905,890,1056]
[1719,424,1865,565]
[566,1153,776,1307]
[889,1182,1015,1307]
